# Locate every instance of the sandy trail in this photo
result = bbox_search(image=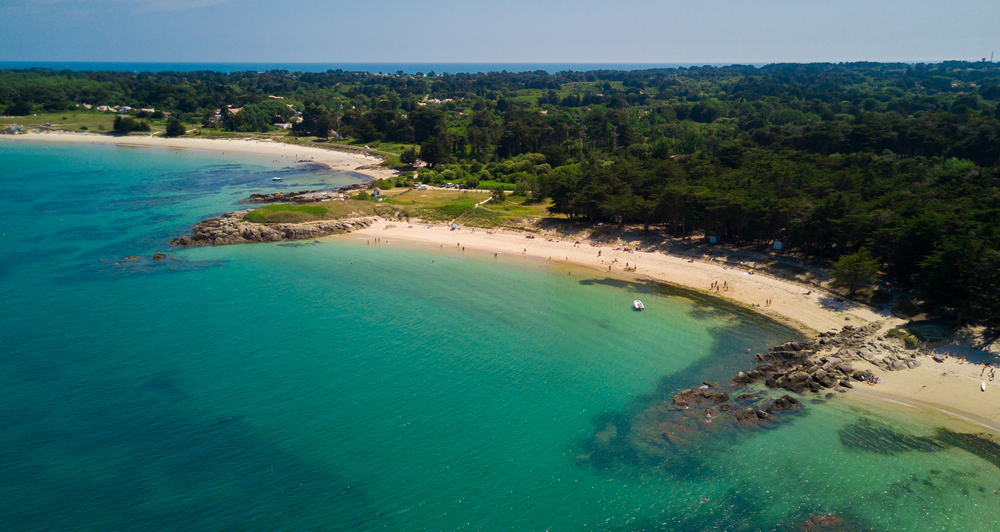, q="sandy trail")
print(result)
[8,132,399,181]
